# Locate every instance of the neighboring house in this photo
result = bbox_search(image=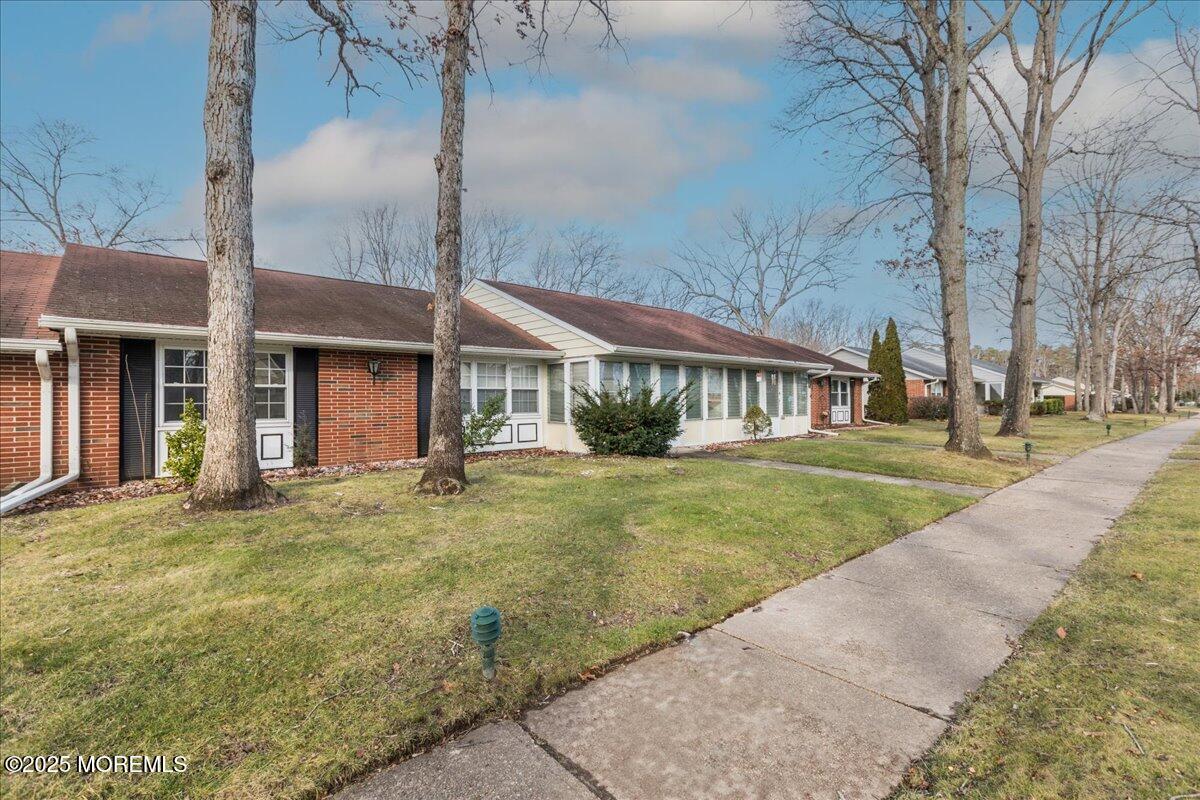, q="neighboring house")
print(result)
[1039,376,1078,410]
[0,246,875,497]
[464,280,874,450]
[828,345,1048,405]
